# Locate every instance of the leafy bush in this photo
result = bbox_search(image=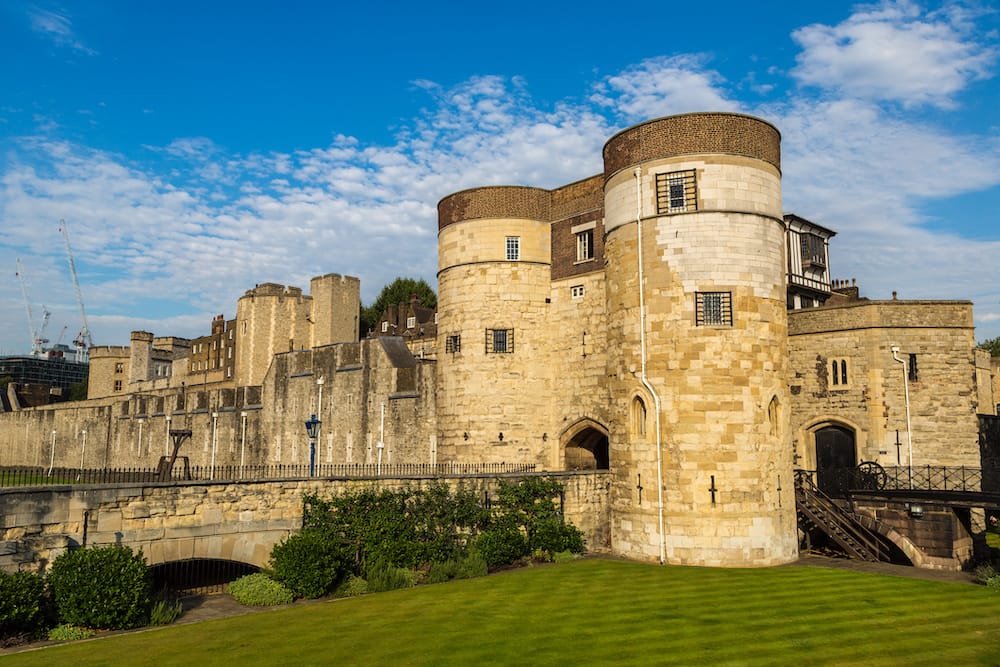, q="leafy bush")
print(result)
[454,551,488,579]
[552,550,581,564]
[228,573,294,606]
[363,558,416,593]
[426,560,458,584]
[473,518,529,569]
[270,528,351,599]
[47,624,95,641]
[0,570,46,639]
[149,599,184,625]
[974,563,998,585]
[335,575,369,597]
[47,546,151,629]
[987,575,1000,591]
[530,517,585,556]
